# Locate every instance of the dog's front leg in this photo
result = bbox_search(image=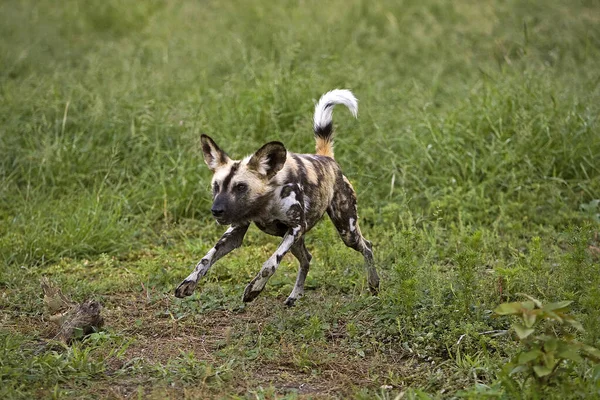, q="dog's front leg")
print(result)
[242,224,303,303]
[175,223,250,298]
